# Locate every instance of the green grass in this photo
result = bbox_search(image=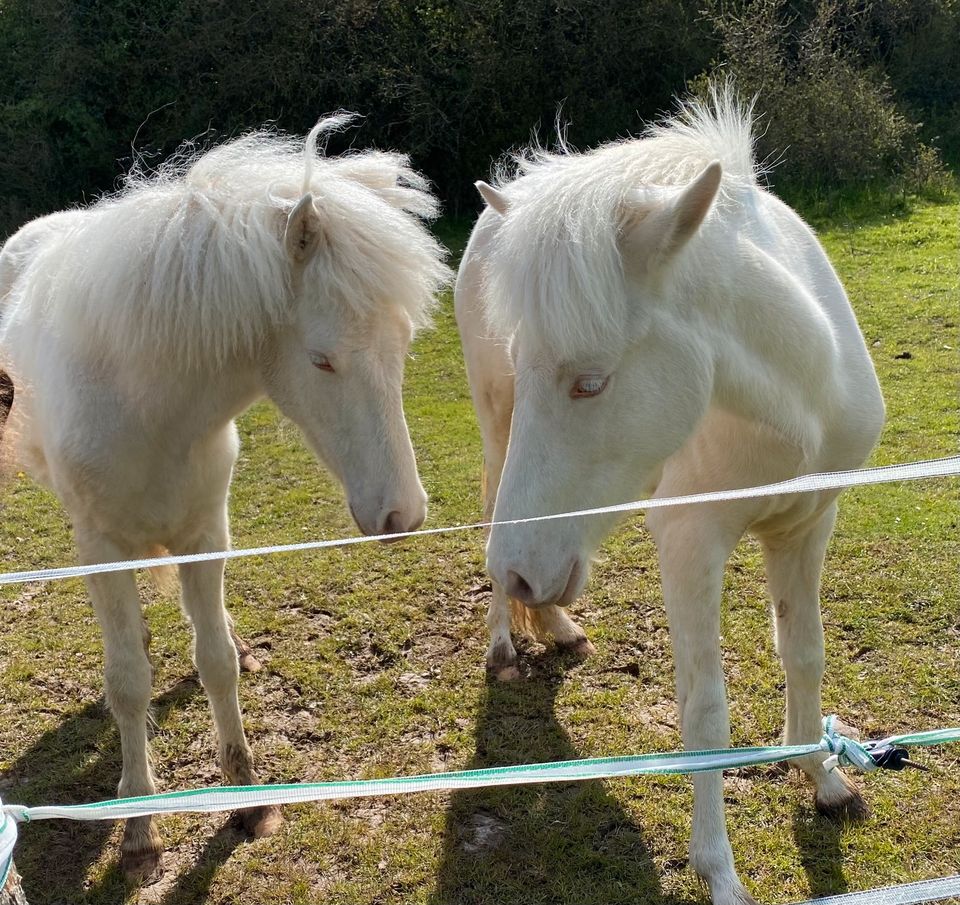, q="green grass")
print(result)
[0,194,958,905]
